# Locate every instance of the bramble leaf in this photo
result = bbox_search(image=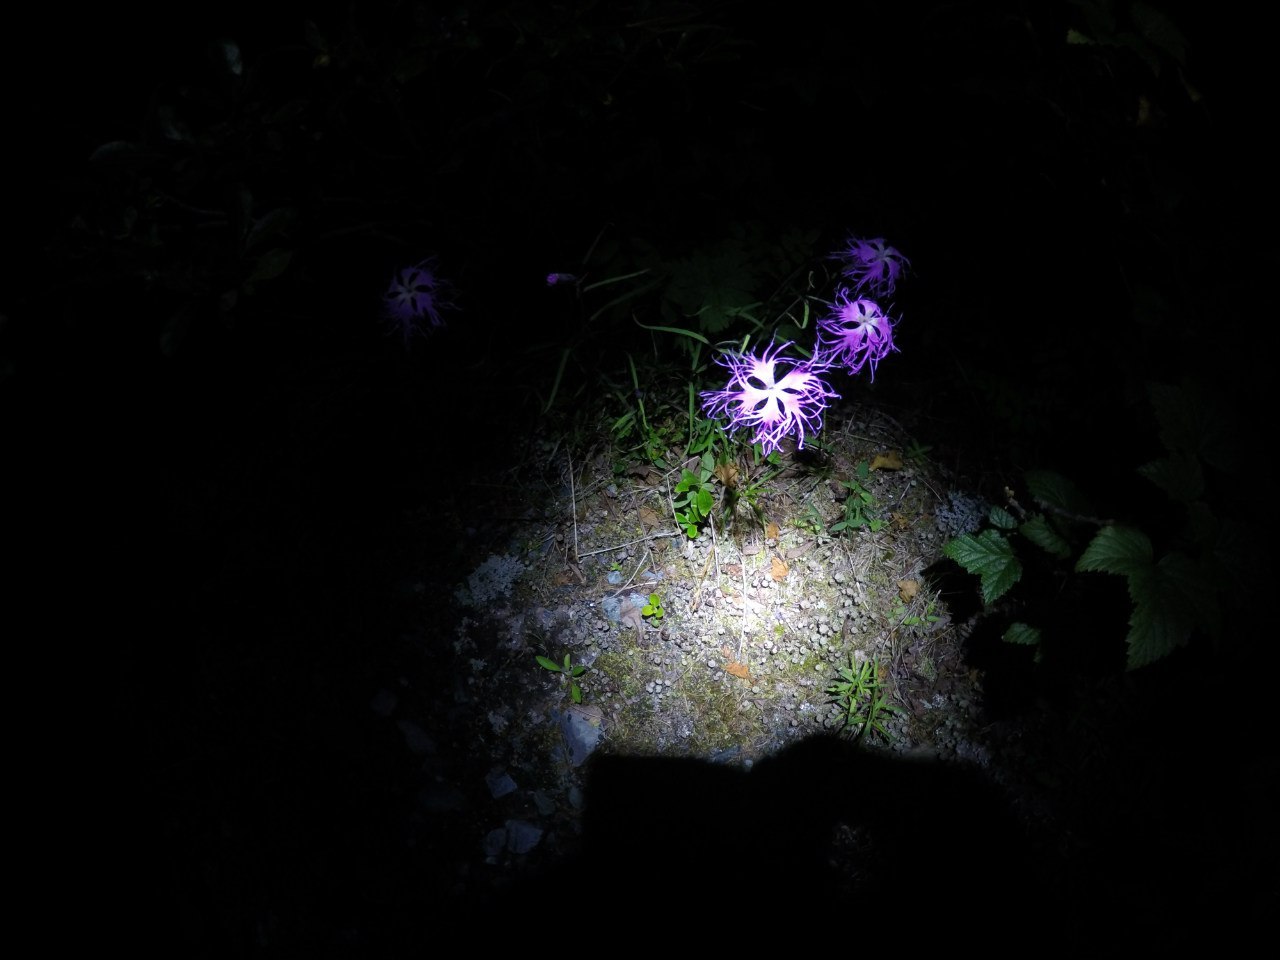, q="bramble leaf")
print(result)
[1020,515,1072,559]
[1076,525,1152,577]
[1124,564,1195,669]
[989,505,1017,530]
[1003,621,1042,646]
[1025,468,1096,517]
[942,530,1021,604]
[1137,453,1204,503]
